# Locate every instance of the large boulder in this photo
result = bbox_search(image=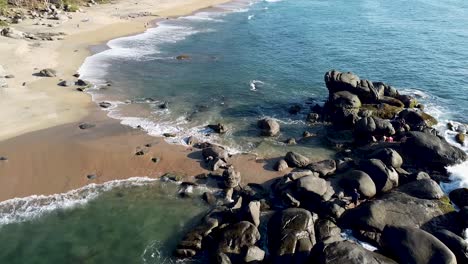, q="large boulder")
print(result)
[296,174,330,200]
[402,131,467,168]
[358,159,398,193]
[369,148,403,168]
[355,116,376,135]
[257,118,280,136]
[223,167,241,188]
[285,151,310,168]
[341,191,456,245]
[331,91,362,108]
[398,109,437,129]
[328,107,360,129]
[202,145,229,161]
[315,218,342,243]
[217,221,260,255]
[325,70,379,103]
[373,117,396,136]
[317,240,398,264]
[339,170,377,198]
[433,229,468,264]
[398,178,444,200]
[381,226,457,264]
[307,159,336,177]
[449,188,468,208]
[268,208,316,264]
